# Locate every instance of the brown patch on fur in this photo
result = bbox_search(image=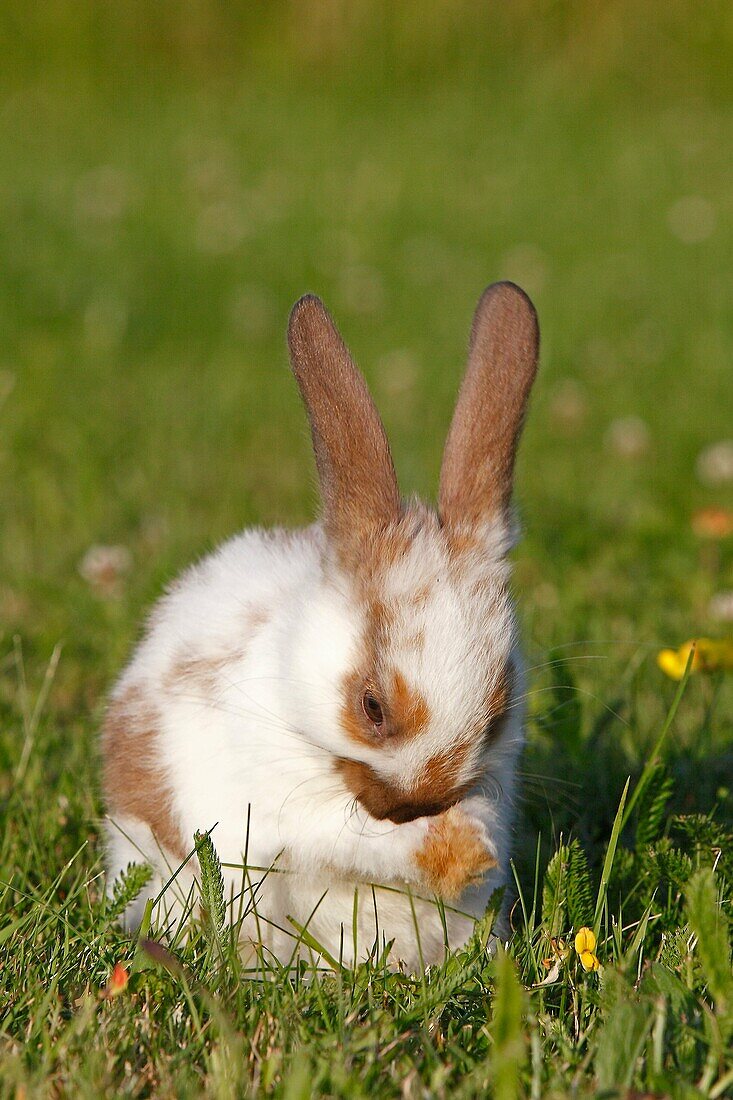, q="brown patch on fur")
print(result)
[482,663,515,747]
[338,671,375,749]
[491,664,512,714]
[390,670,429,739]
[439,282,539,527]
[335,758,399,819]
[378,524,417,568]
[419,741,472,797]
[103,685,185,862]
[165,652,233,695]
[366,598,395,640]
[347,503,437,590]
[335,757,465,824]
[165,609,268,697]
[287,295,401,564]
[410,583,432,607]
[415,805,497,898]
[338,665,431,747]
[468,575,495,600]
[338,585,423,748]
[334,739,474,824]
[444,528,482,560]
